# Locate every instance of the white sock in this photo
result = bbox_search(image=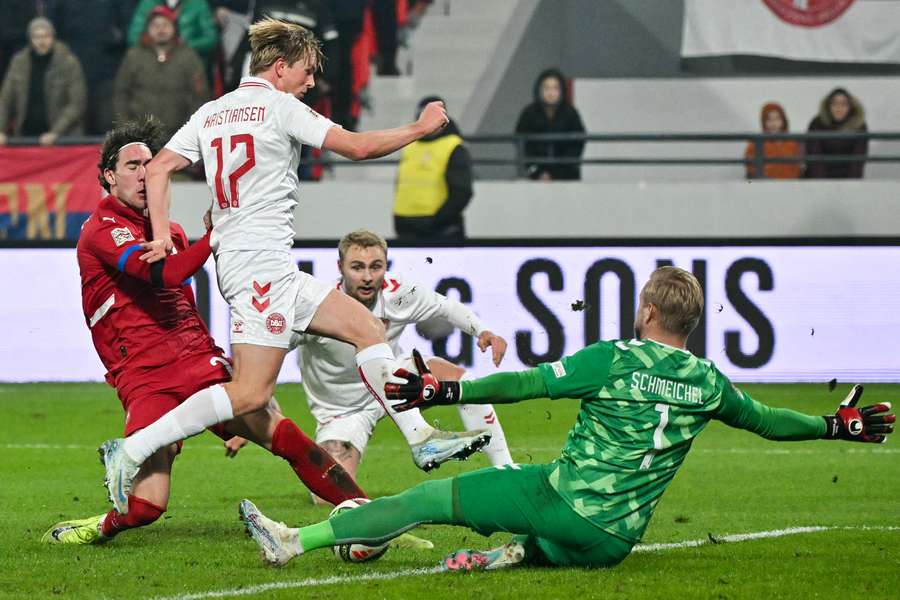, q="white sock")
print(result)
[123,384,233,463]
[457,402,513,466]
[356,343,431,445]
